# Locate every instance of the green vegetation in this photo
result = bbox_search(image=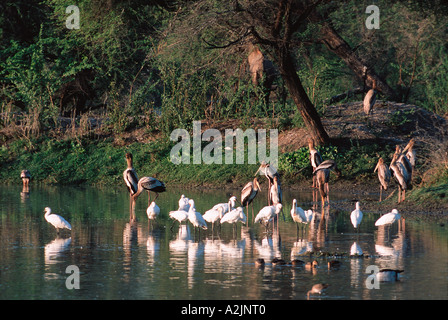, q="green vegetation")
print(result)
[0,0,447,200]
